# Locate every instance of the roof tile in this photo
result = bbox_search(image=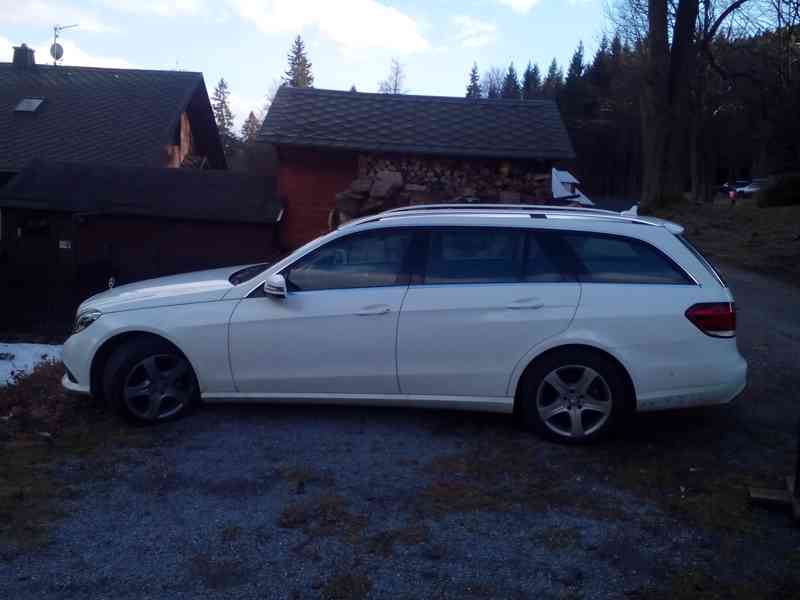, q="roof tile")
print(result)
[258,87,575,160]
